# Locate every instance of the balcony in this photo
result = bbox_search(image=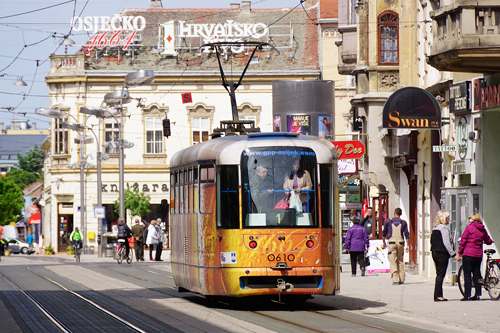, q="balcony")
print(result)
[427,2,500,73]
